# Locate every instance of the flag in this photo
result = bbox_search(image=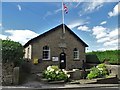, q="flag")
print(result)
[63,3,68,14]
